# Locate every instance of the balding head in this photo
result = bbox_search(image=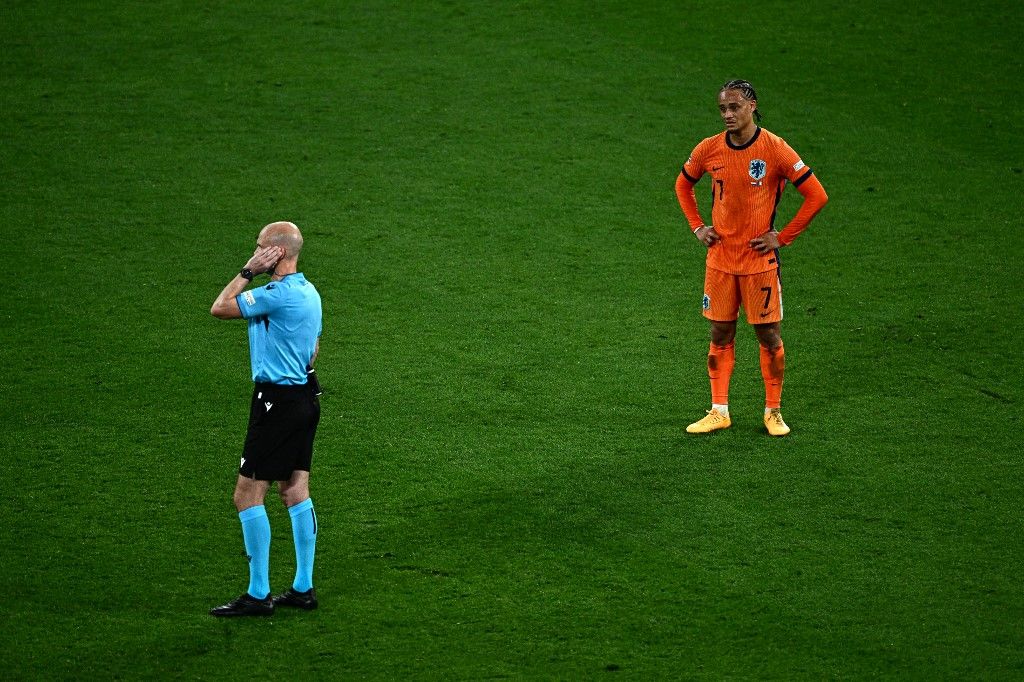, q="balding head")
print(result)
[259,221,304,260]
